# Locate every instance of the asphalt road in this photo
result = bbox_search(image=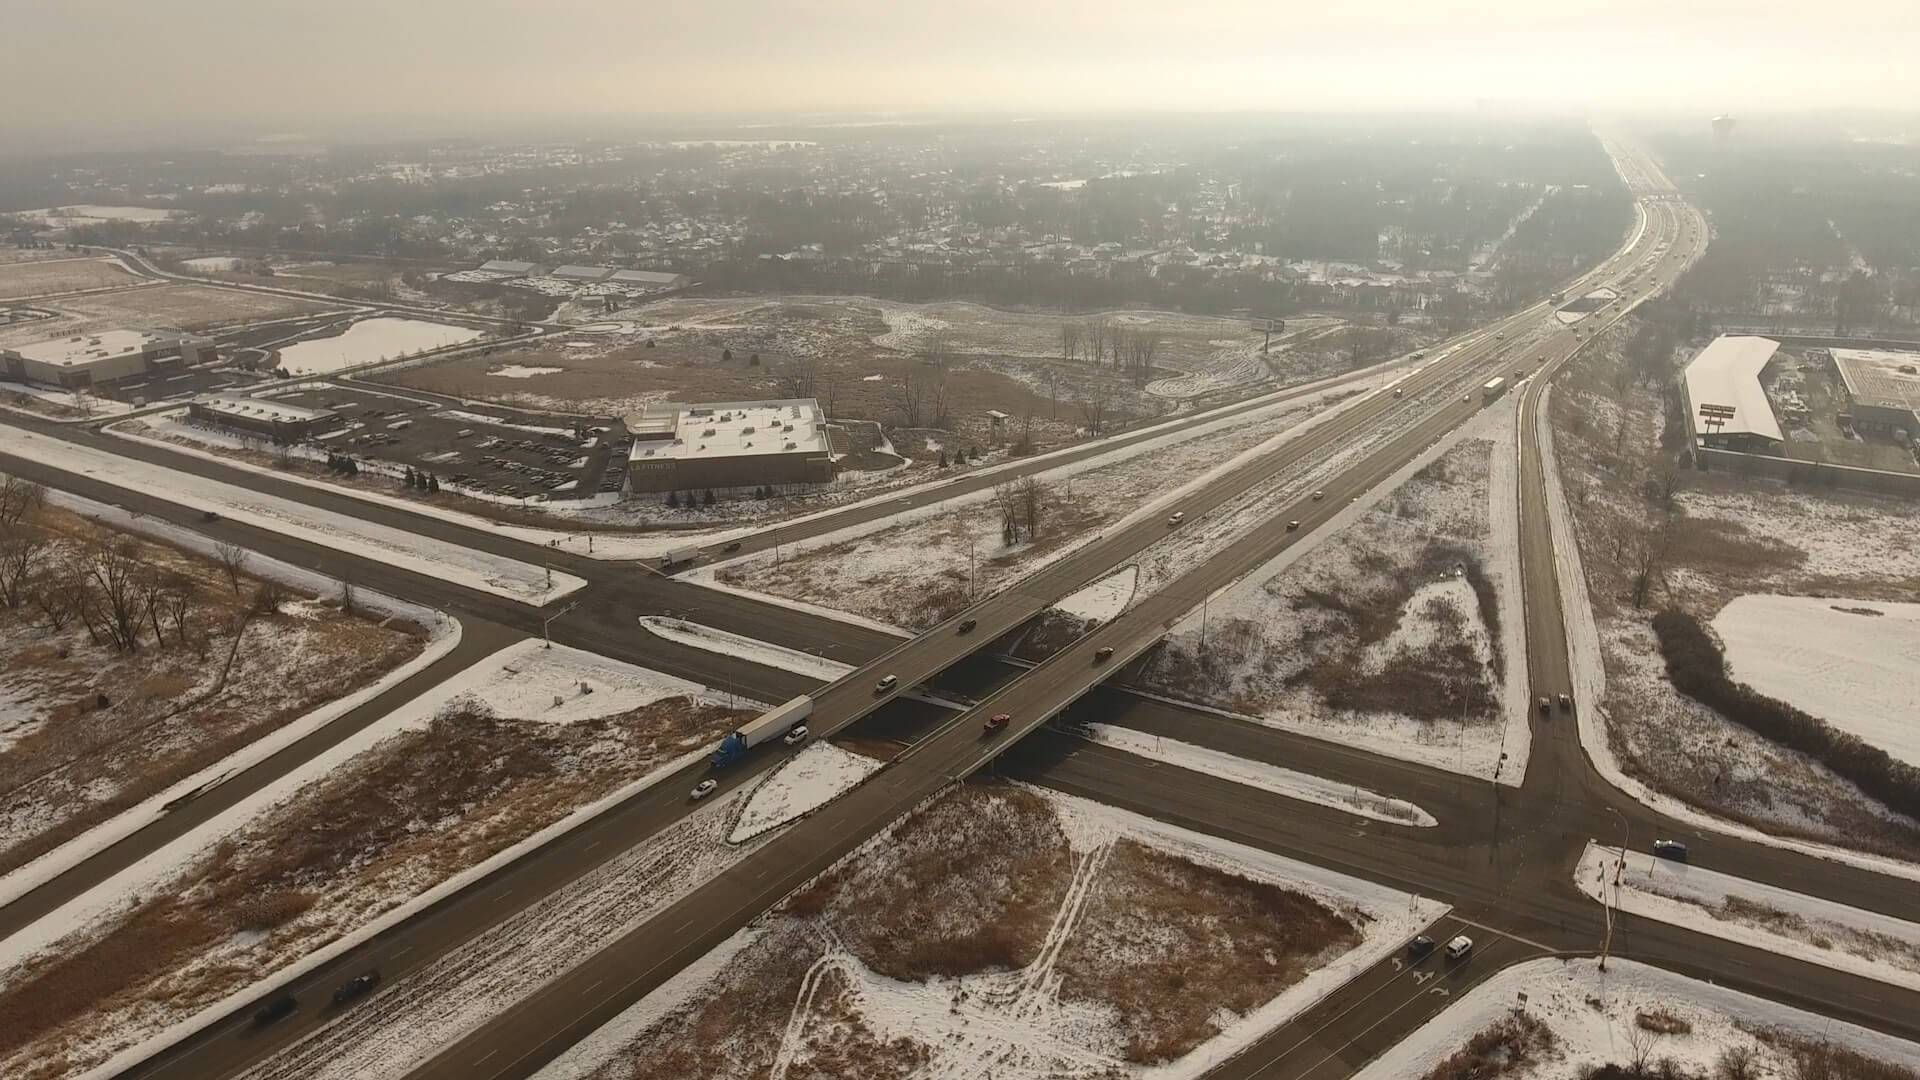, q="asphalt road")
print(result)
[11,141,1914,1080]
